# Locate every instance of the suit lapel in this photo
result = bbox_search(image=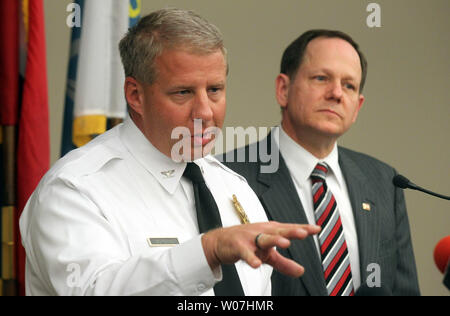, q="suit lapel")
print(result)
[338,148,380,282]
[258,152,328,296]
[254,134,381,293]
